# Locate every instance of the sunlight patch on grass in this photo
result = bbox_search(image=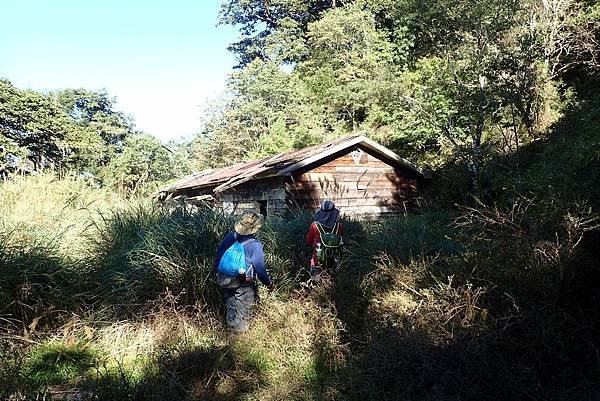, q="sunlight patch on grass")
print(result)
[93,311,221,375]
[22,342,98,389]
[230,297,344,401]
